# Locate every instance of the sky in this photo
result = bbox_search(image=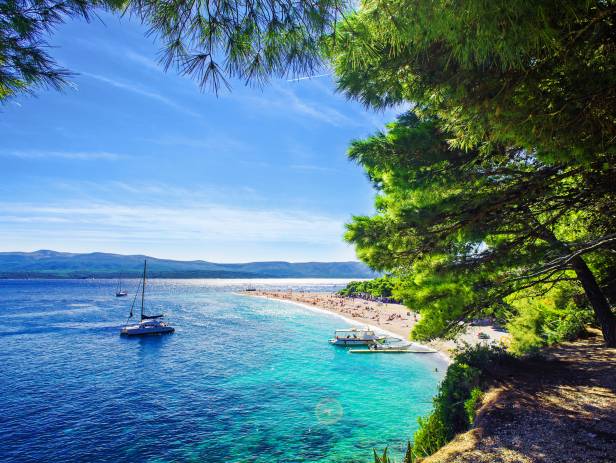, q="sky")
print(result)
[0,12,400,262]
